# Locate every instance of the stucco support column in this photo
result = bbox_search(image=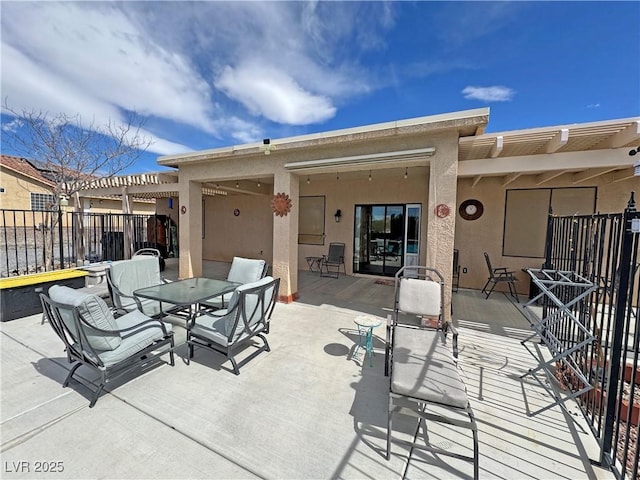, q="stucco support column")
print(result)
[426,148,458,322]
[178,179,202,279]
[272,170,299,302]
